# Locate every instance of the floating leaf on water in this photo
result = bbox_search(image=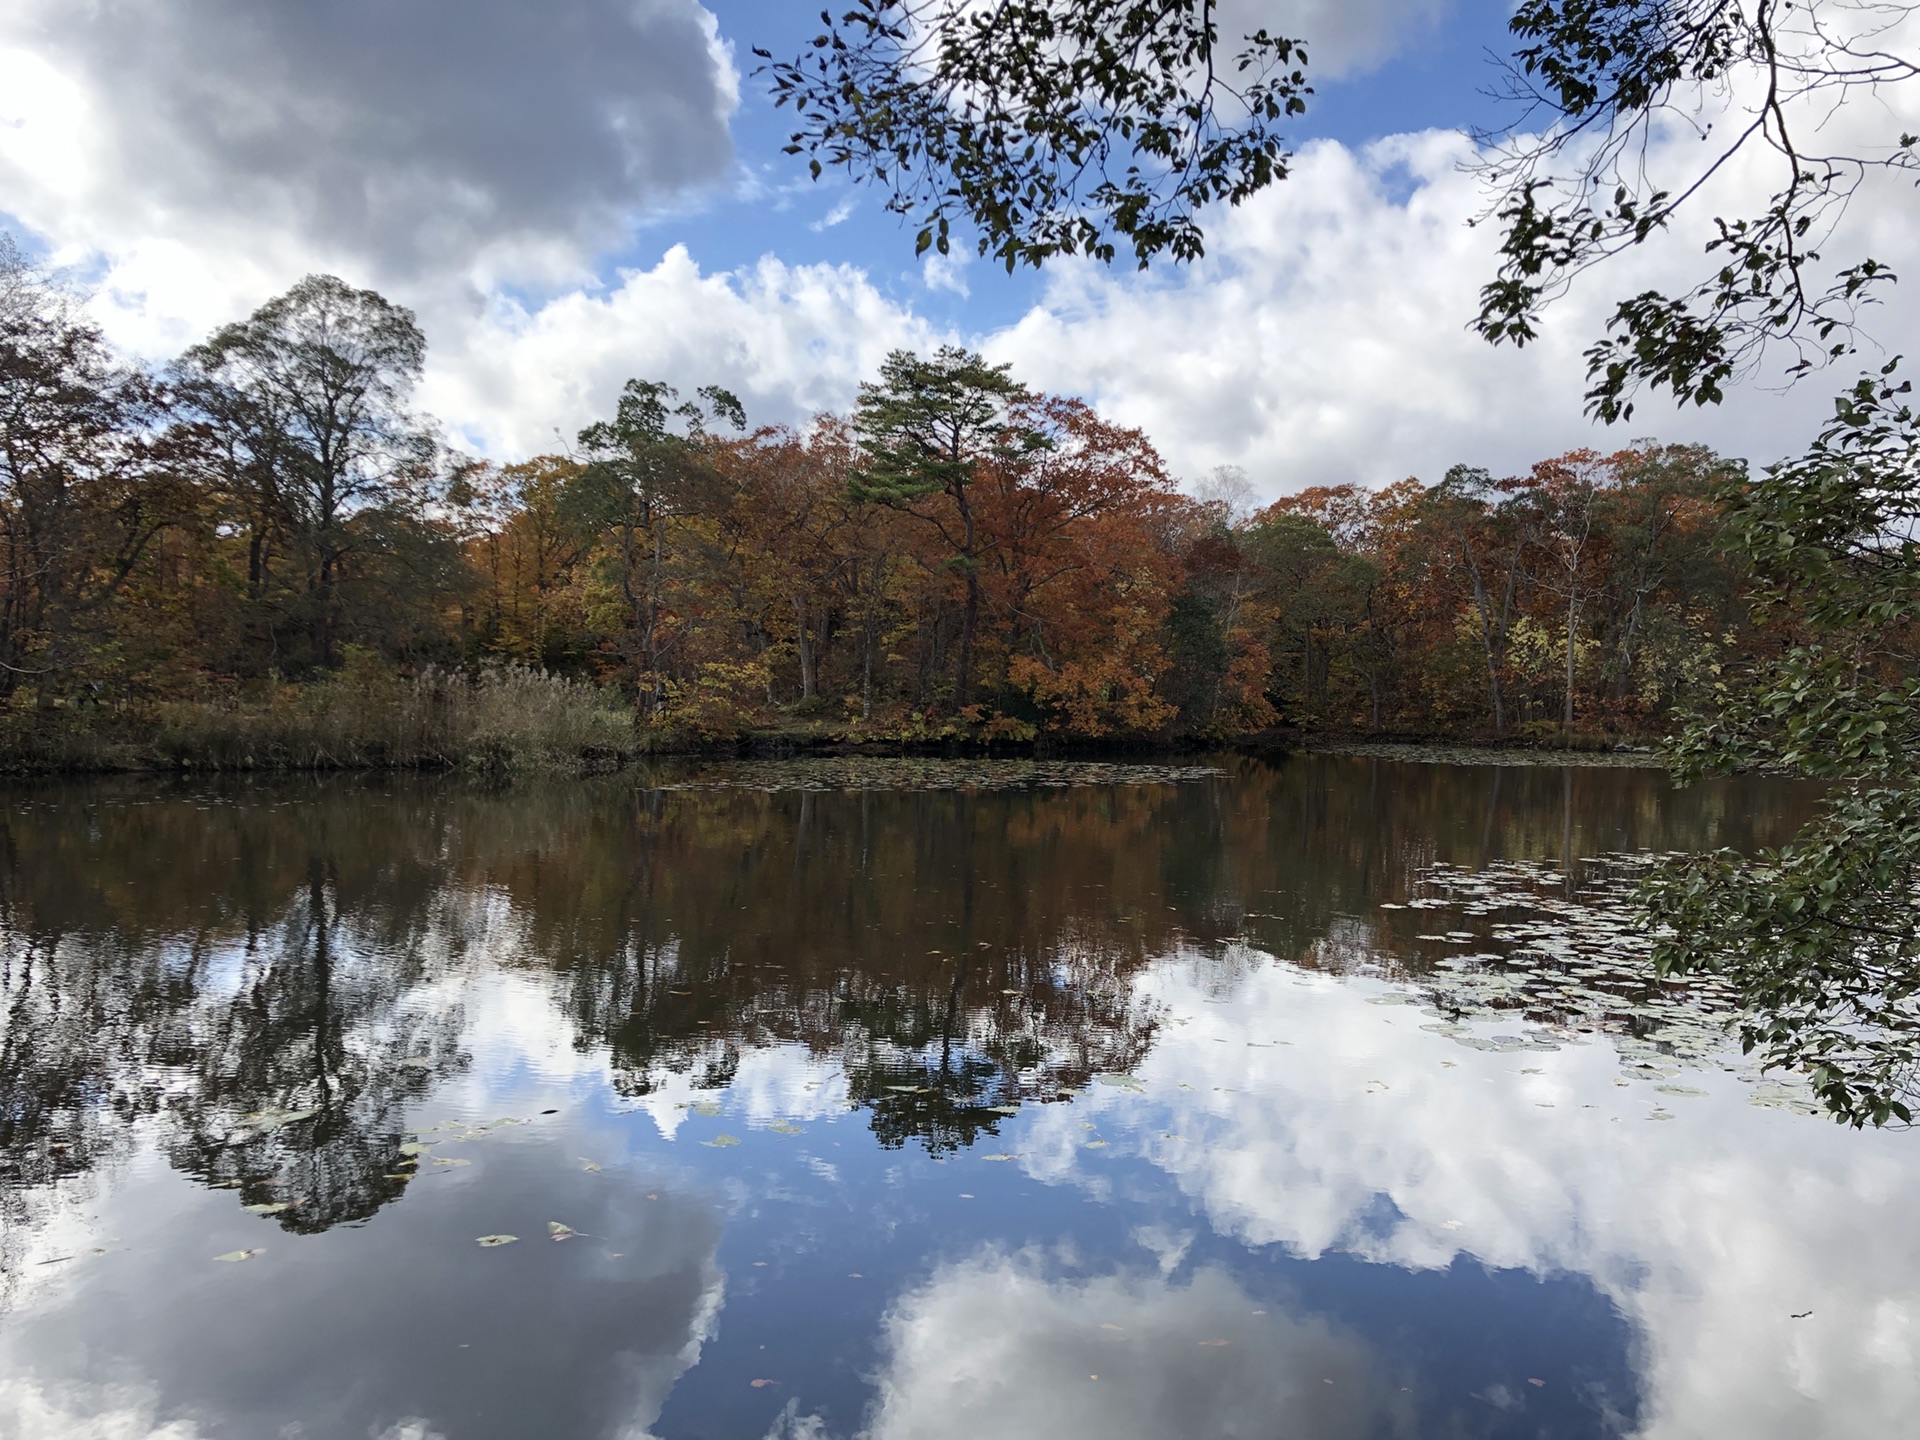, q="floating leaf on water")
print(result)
[980,1153,1016,1162]
[1197,1339,1231,1347]
[750,1379,778,1389]
[243,1202,289,1215]
[476,1235,518,1247]
[547,1222,578,1241]
[400,1057,433,1068]
[1085,1140,1109,1149]
[1100,1323,1125,1332]
[692,1102,723,1117]
[885,1085,928,1094]
[579,1159,602,1172]
[989,1105,1021,1115]
[704,1134,741,1148]
[432,1157,472,1168]
[1655,1084,1708,1098]
[397,1142,434,1156]
[767,1122,805,1135]
[213,1249,262,1262]
[1094,1074,1144,1091]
